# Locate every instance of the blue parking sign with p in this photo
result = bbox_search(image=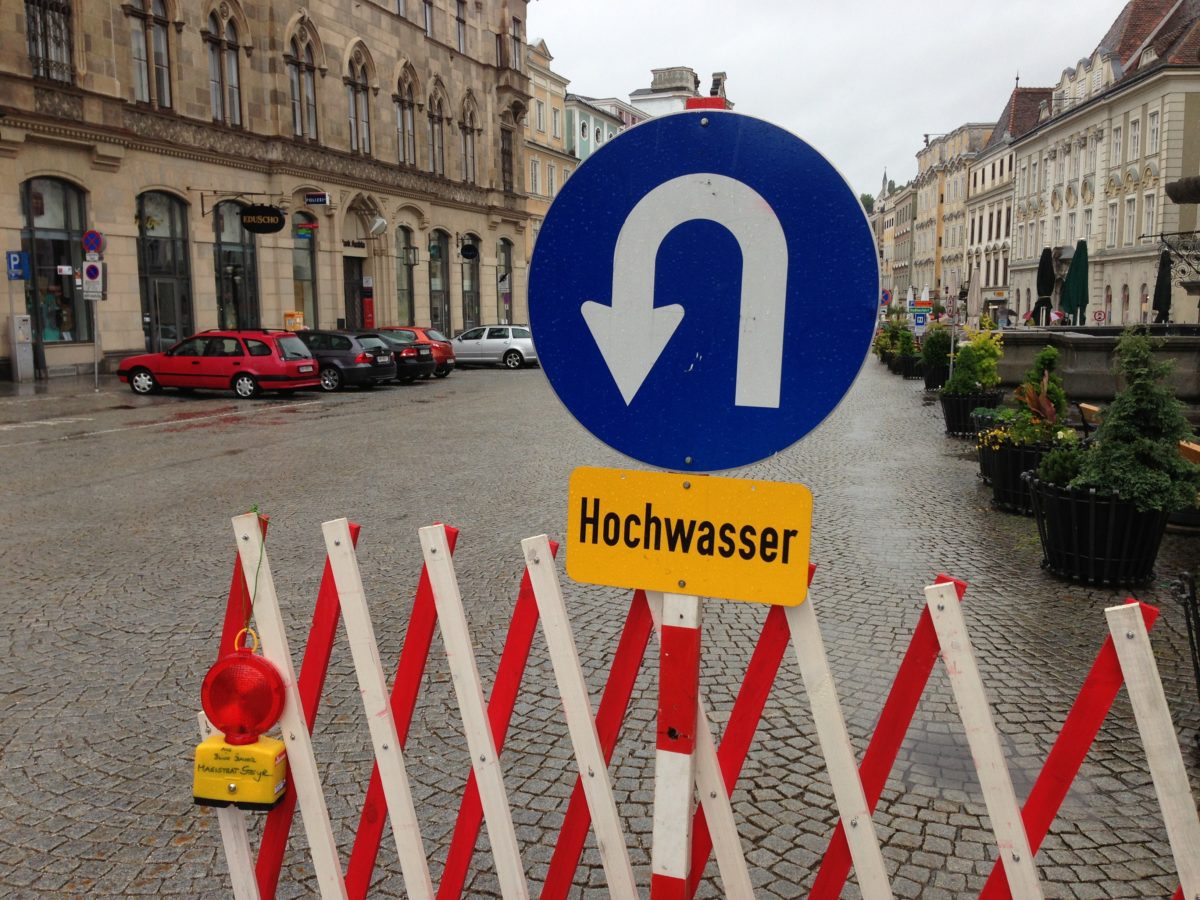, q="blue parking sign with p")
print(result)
[6,251,29,281]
